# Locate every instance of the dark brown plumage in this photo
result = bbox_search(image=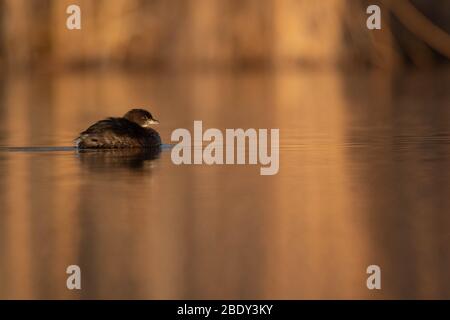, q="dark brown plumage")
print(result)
[75,109,161,149]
